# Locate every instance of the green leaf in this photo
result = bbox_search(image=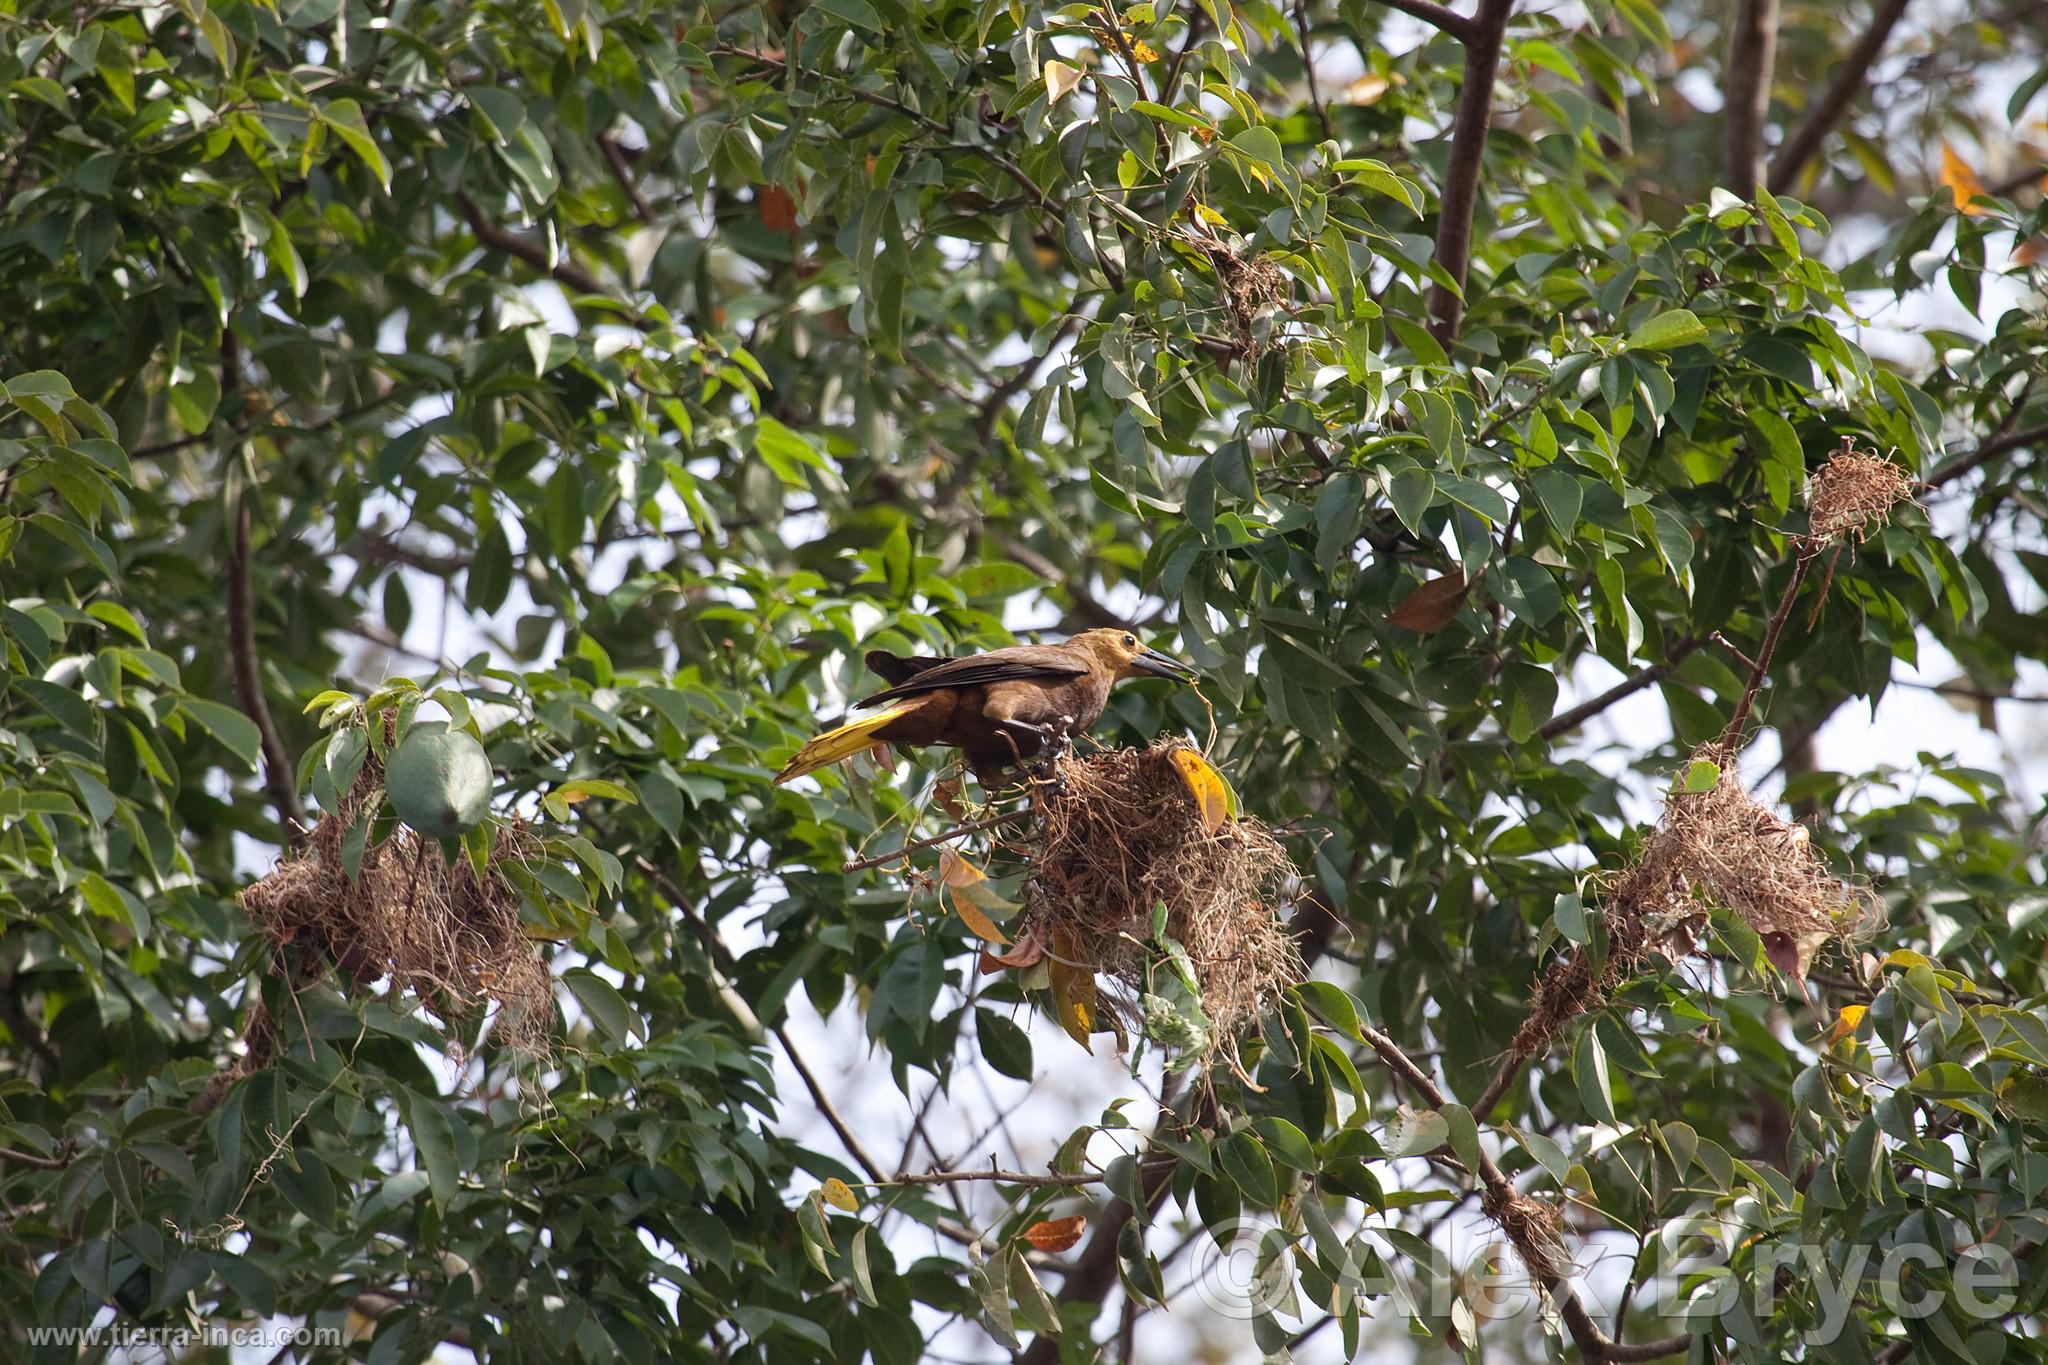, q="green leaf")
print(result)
[1575,1032,1617,1124]
[563,968,640,1045]
[1626,308,1708,352]
[1219,1130,1280,1207]
[182,700,263,771]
